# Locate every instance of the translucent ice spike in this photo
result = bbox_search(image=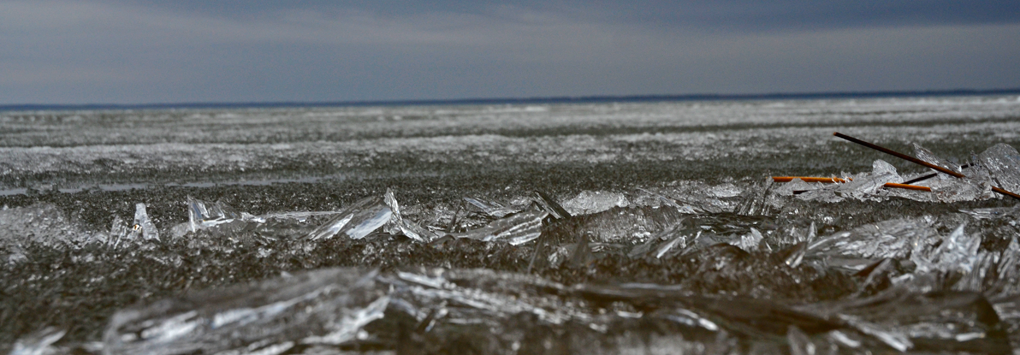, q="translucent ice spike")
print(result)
[383,189,437,243]
[130,203,159,242]
[103,268,389,355]
[655,231,693,259]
